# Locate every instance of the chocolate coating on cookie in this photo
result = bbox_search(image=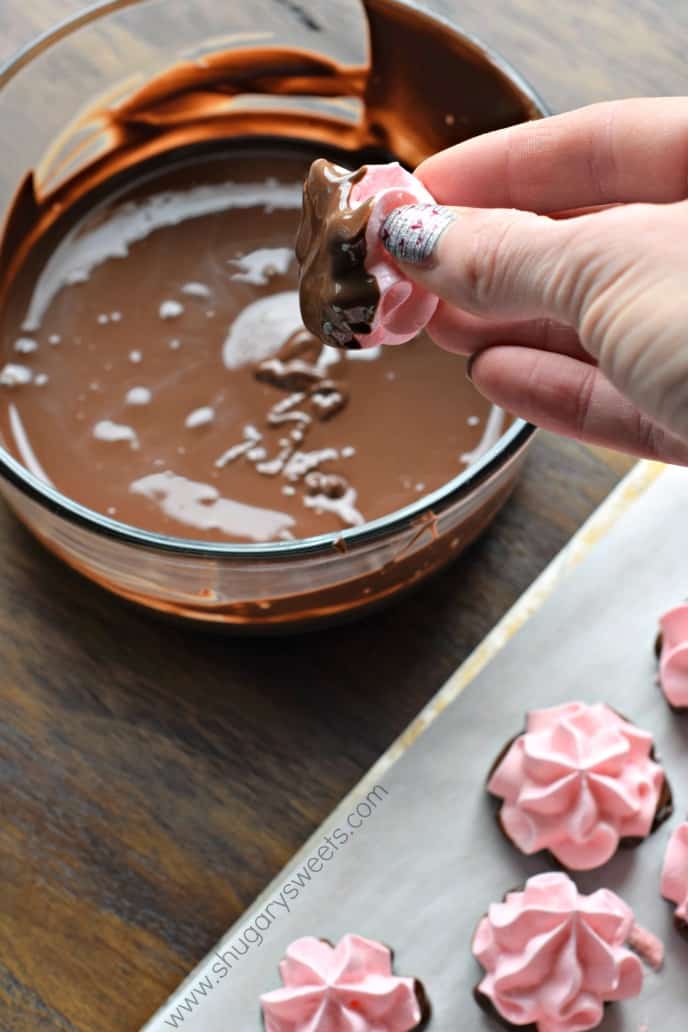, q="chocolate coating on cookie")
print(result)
[296,159,378,349]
